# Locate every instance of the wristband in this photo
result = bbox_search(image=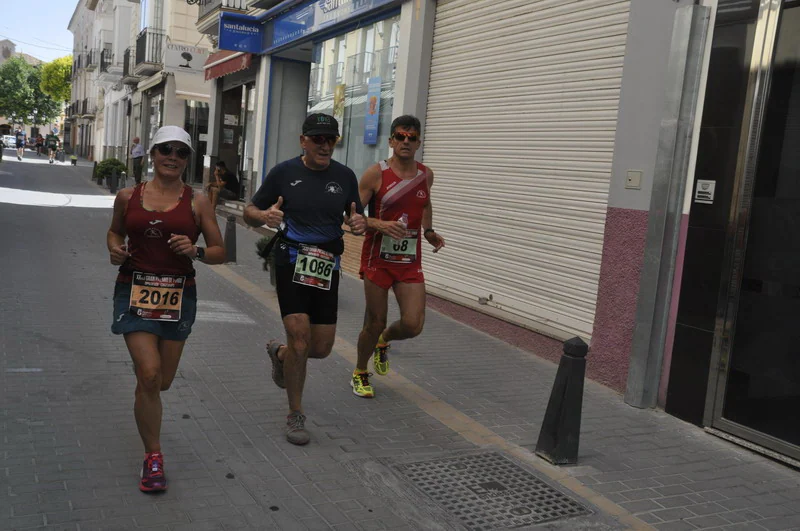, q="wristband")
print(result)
[424,228,435,236]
